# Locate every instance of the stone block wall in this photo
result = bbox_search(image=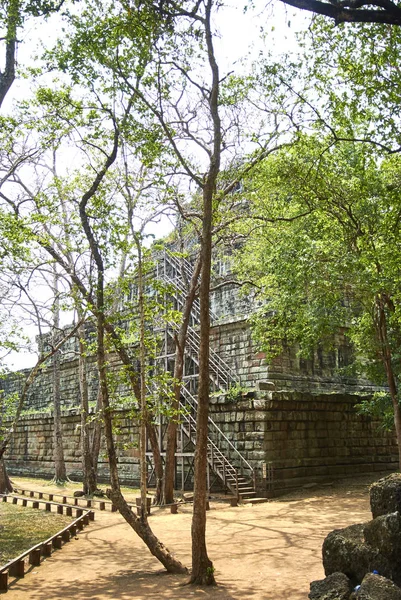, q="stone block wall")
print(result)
[5,390,397,493]
[6,408,141,486]
[209,390,397,493]
[210,319,383,395]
